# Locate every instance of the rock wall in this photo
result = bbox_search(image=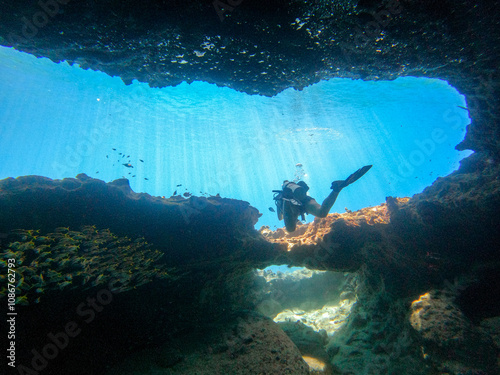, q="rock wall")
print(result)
[0,154,498,373]
[263,152,500,373]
